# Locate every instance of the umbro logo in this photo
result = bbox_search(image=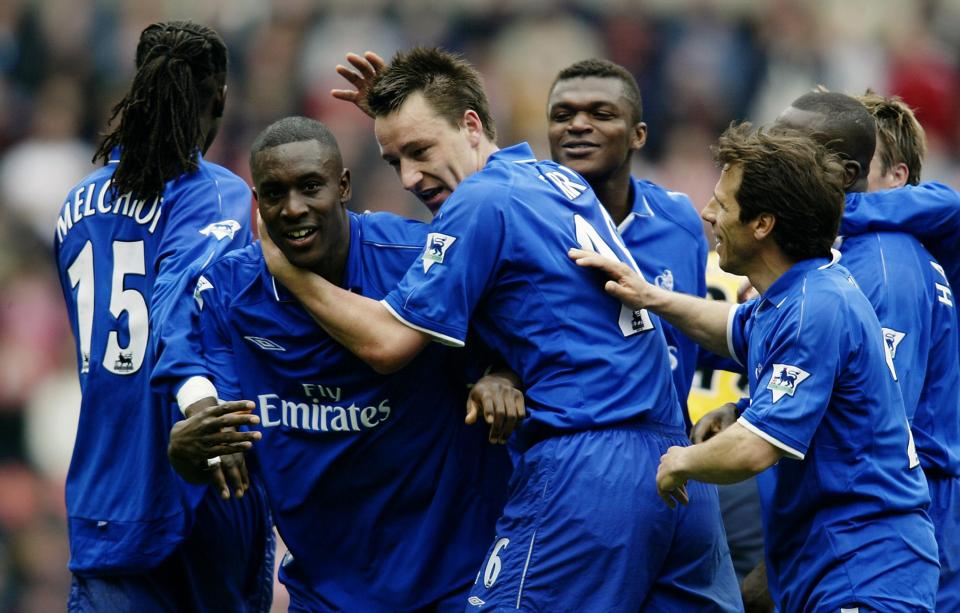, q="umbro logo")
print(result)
[244,336,286,351]
[467,596,485,607]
